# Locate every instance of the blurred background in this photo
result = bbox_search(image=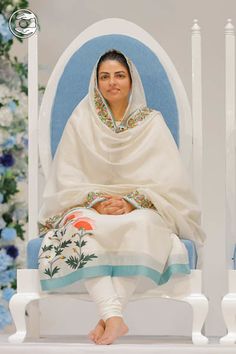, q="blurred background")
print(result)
[1,0,236,338]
